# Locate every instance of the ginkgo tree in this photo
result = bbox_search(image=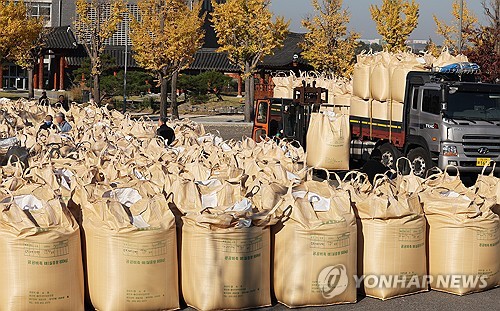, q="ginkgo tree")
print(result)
[0,0,30,89]
[12,7,46,99]
[370,0,419,52]
[74,0,126,104]
[211,0,289,122]
[433,0,478,53]
[131,0,205,119]
[300,0,359,78]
